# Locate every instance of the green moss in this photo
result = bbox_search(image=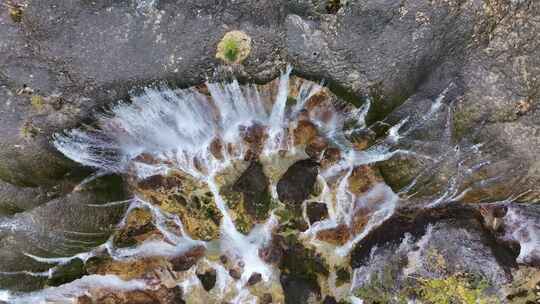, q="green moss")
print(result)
[30,95,45,111]
[354,262,409,304]
[418,274,499,304]
[20,121,40,139]
[355,266,498,304]
[286,96,297,107]
[326,0,342,14]
[8,3,23,23]
[279,235,329,283]
[336,267,351,287]
[47,259,87,287]
[216,31,251,64]
[222,37,240,62]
